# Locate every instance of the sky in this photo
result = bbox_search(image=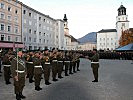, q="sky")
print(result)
[19,0,133,39]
